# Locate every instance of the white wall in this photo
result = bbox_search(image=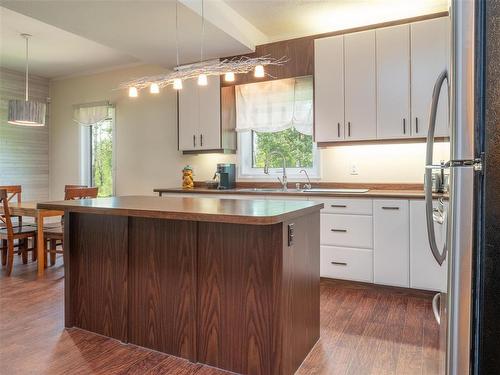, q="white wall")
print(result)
[49,64,449,199]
